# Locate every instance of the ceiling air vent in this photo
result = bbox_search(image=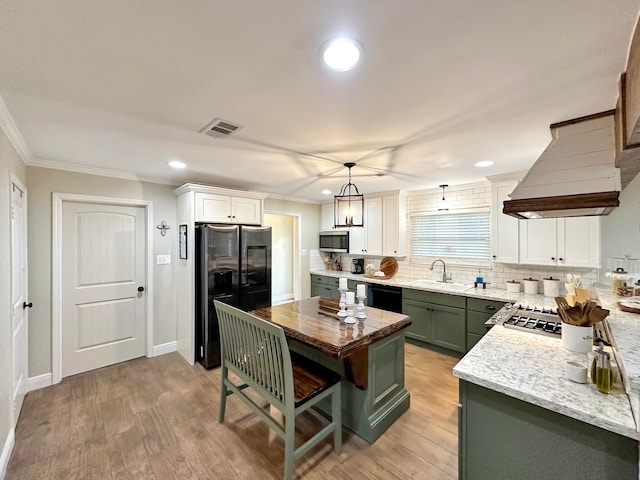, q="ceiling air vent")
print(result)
[200,118,243,138]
